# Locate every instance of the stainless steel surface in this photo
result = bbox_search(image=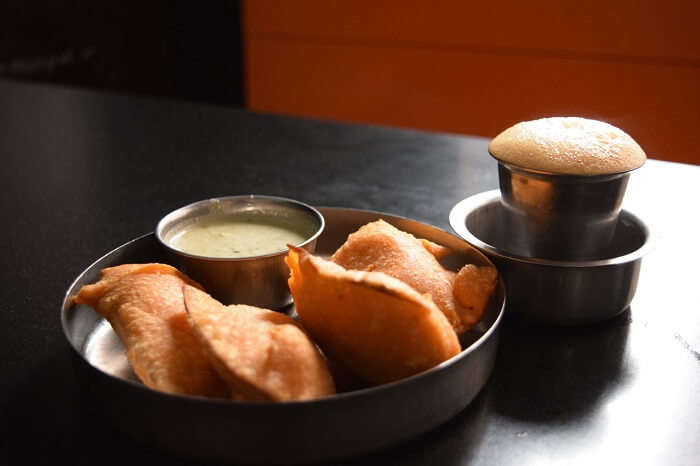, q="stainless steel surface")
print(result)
[497,162,632,261]
[62,207,505,465]
[450,190,651,325]
[155,195,324,309]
